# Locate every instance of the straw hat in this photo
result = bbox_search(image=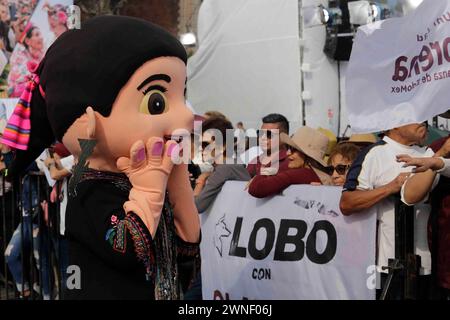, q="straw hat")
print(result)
[340,133,377,147]
[317,127,337,155]
[280,126,329,167]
